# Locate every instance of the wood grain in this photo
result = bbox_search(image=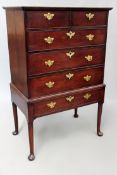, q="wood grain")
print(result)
[27,28,107,52]
[28,66,104,98]
[5,7,111,160]
[28,46,105,75]
[6,9,28,97]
